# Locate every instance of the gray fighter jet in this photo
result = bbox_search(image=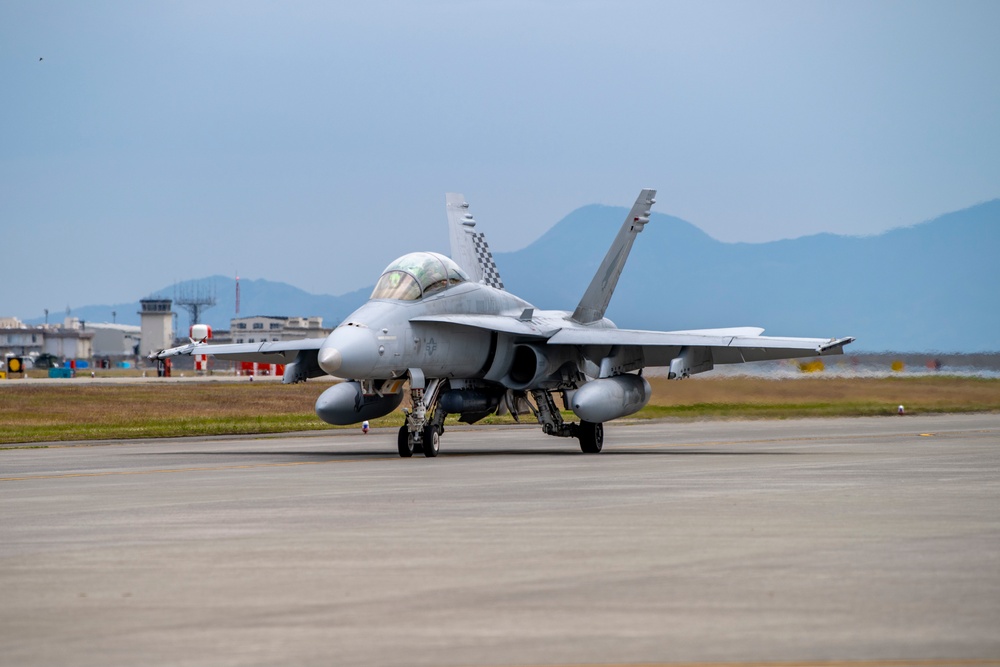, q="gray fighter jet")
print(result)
[153,190,853,457]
